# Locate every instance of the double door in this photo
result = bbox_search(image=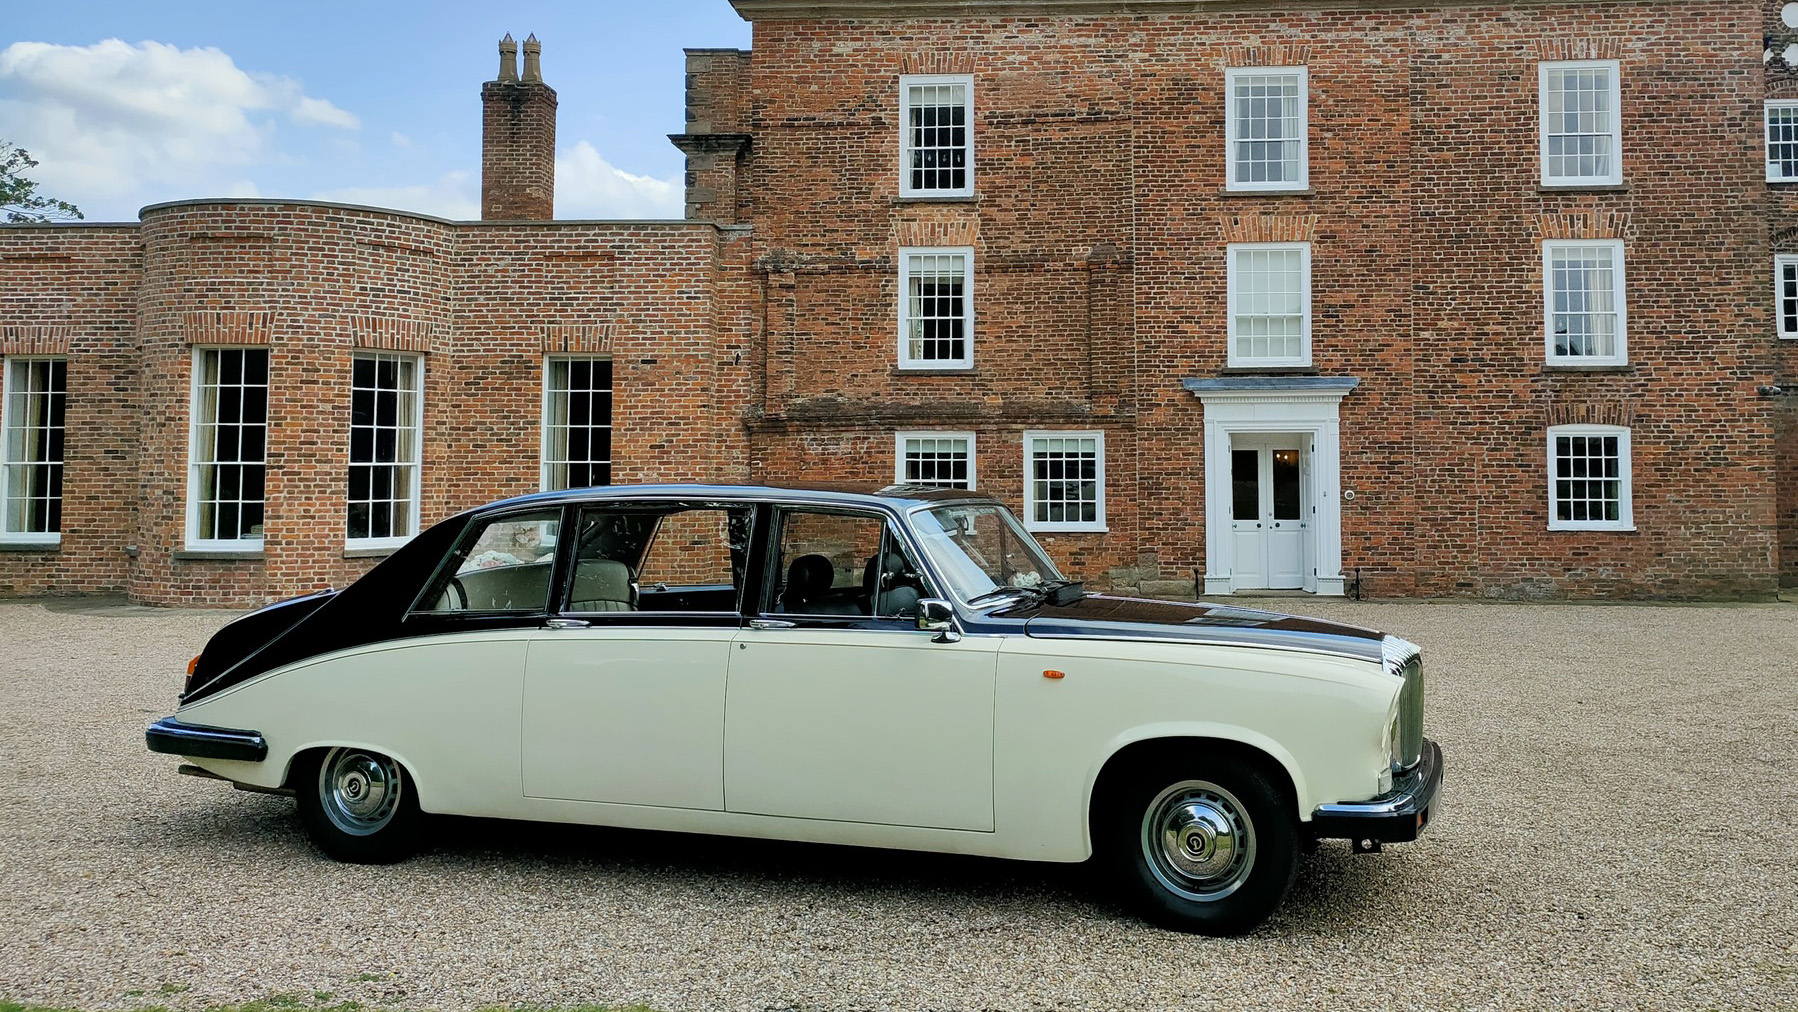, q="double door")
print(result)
[1230,435,1308,590]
